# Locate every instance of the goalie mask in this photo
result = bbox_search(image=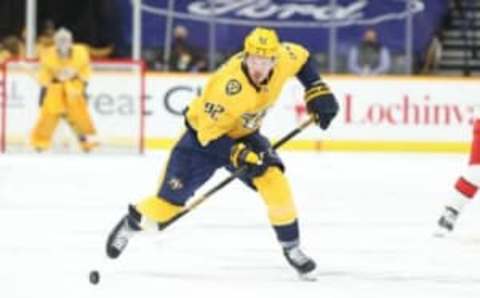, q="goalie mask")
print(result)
[54,28,73,57]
